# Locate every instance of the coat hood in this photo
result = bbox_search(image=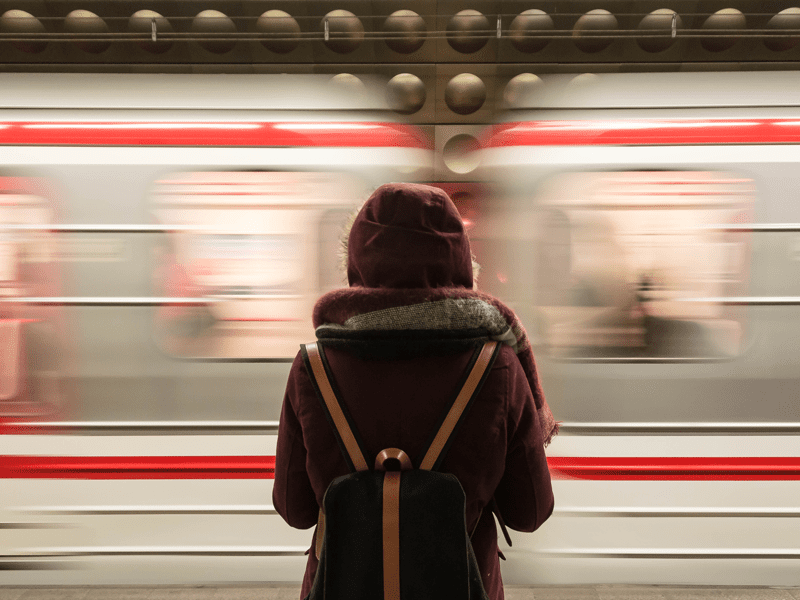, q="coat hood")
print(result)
[346,183,473,289]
